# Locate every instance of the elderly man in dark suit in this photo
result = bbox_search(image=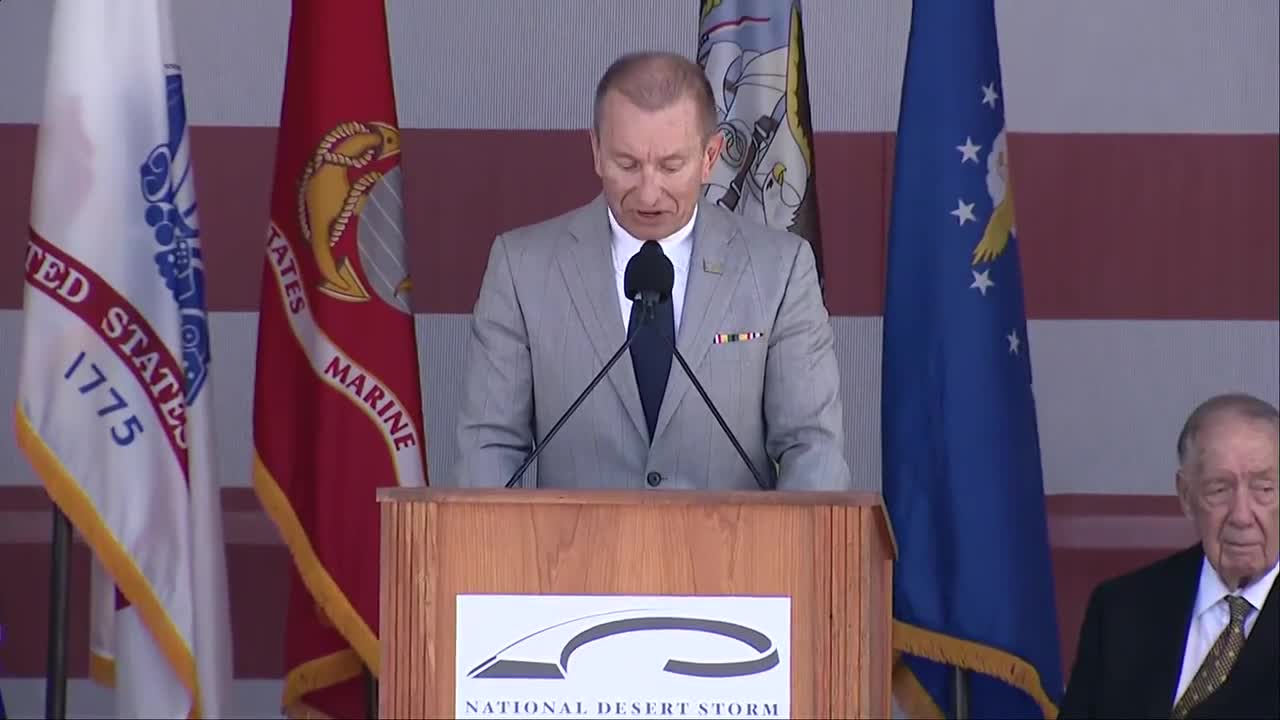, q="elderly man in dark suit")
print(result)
[1061,393,1278,719]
